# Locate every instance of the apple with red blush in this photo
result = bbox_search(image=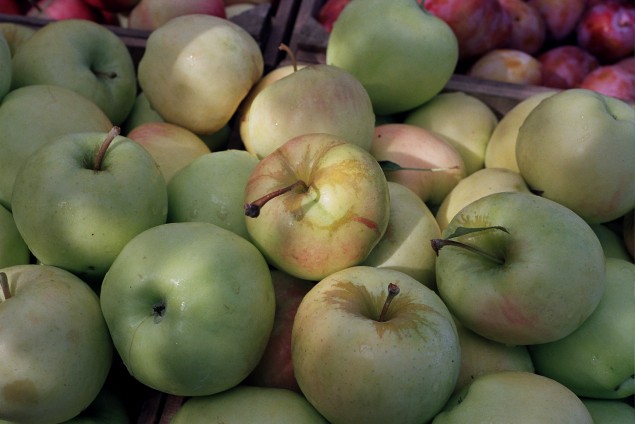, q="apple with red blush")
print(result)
[26,0,103,22]
[579,62,635,103]
[576,1,635,63]
[538,45,600,89]
[498,0,546,55]
[527,0,586,41]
